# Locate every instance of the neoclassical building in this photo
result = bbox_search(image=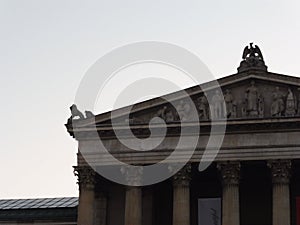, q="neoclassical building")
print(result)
[66,44,300,225]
